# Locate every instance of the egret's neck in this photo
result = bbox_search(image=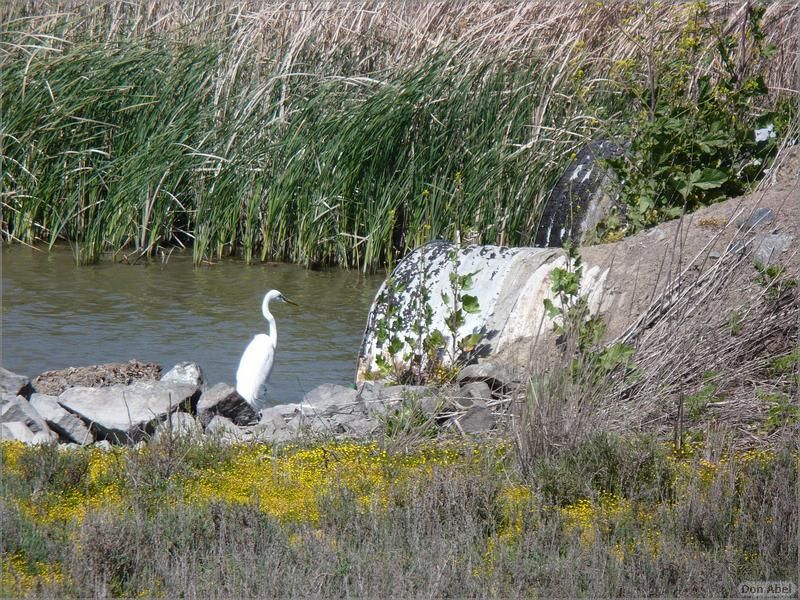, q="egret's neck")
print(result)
[261,299,277,346]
